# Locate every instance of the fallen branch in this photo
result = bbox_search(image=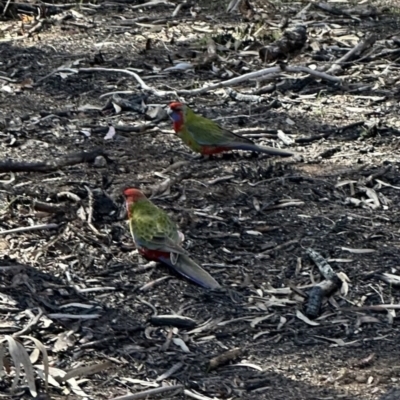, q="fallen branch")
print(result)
[13,309,44,337]
[34,67,177,97]
[305,248,343,319]
[130,0,175,10]
[0,223,59,235]
[326,33,377,74]
[209,348,242,371]
[87,124,156,135]
[110,385,183,400]
[0,148,106,173]
[314,2,355,18]
[180,65,340,96]
[32,200,66,214]
[34,66,340,98]
[62,361,113,382]
[84,185,107,238]
[225,88,264,103]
